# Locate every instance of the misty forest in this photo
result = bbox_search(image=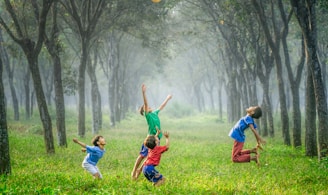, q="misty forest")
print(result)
[1,0,328,194]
